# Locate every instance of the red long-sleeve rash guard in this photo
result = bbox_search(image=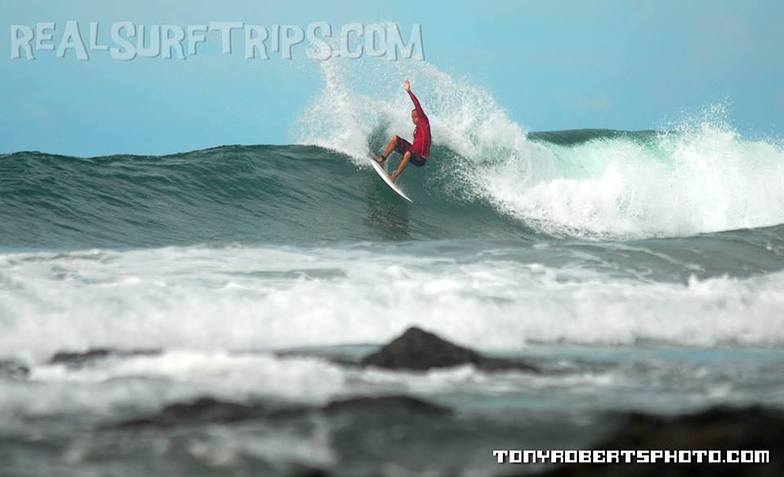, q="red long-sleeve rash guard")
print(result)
[408,90,431,158]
